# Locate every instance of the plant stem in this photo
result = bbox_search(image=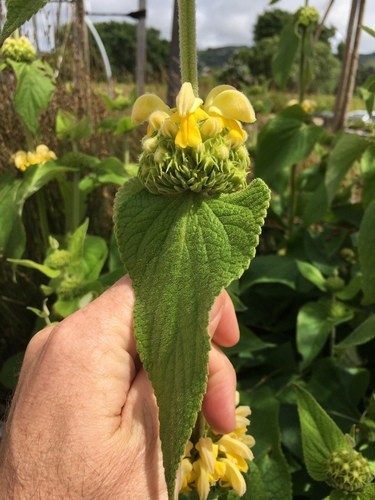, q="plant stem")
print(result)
[35,190,49,252]
[70,141,80,233]
[191,411,206,444]
[298,27,307,104]
[178,0,198,95]
[288,163,298,233]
